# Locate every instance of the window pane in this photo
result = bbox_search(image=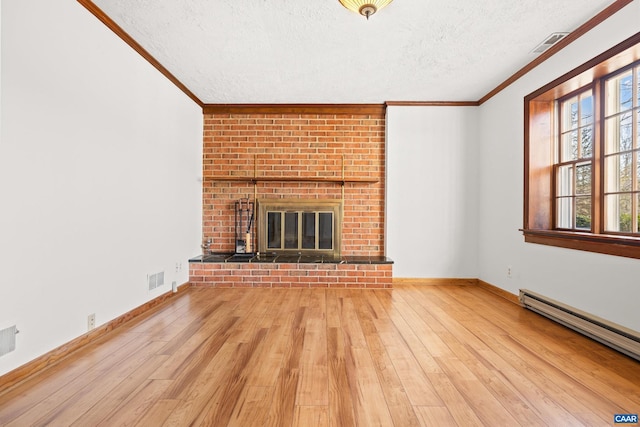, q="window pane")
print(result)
[604,114,633,154]
[620,73,633,112]
[575,163,591,195]
[301,212,315,249]
[605,193,633,232]
[575,196,591,230]
[318,212,333,250]
[556,197,572,228]
[267,212,281,249]
[284,212,298,249]
[637,67,640,106]
[637,151,640,188]
[606,70,633,115]
[561,97,576,131]
[557,165,573,197]
[580,126,593,158]
[622,112,634,150]
[605,153,633,192]
[637,110,640,144]
[580,94,594,125]
[561,131,578,161]
[637,194,640,232]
